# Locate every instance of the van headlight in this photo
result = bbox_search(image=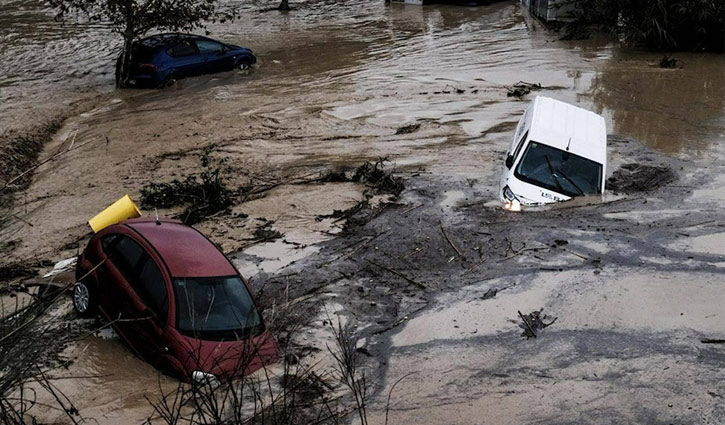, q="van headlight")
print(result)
[503,186,517,202]
[502,186,521,212]
[192,371,220,388]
